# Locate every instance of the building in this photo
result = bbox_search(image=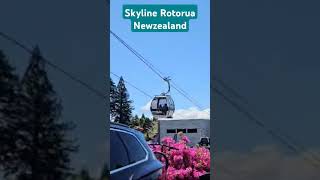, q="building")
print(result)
[158,118,210,146]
